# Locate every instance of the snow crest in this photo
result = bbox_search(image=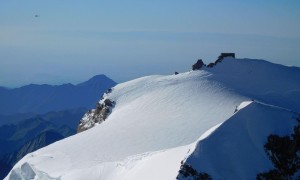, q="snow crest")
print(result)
[6,58,300,179]
[178,102,299,179]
